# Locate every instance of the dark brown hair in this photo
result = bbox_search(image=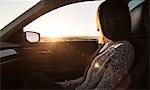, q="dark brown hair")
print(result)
[97,0,131,41]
